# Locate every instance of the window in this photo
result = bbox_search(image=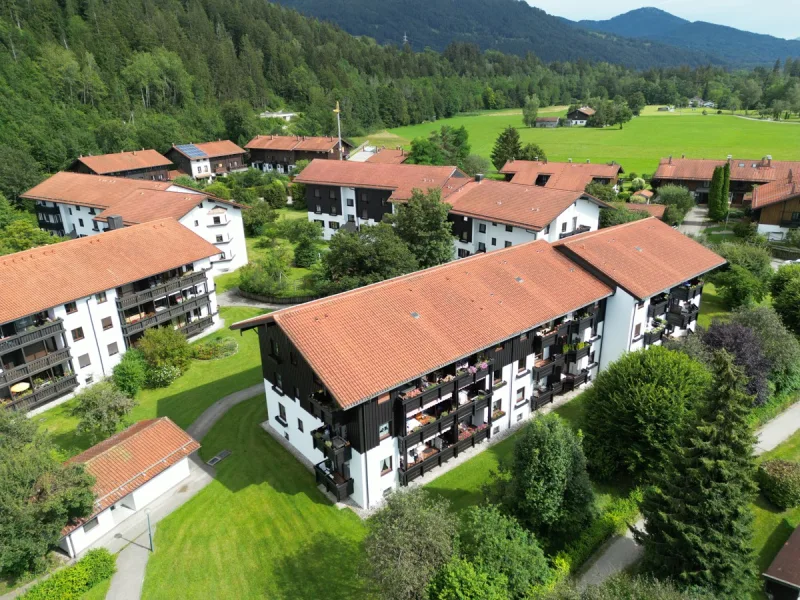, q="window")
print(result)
[290,351,297,365]
[561,222,567,232]
[315,205,322,214]
[270,338,279,358]
[297,419,304,432]
[493,399,502,412]
[505,241,512,248]
[330,205,338,216]
[213,216,221,225]
[65,301,78,314]
[95,291,107,304]
[83,517,99,532]
[278,402,287,425]
[379,422,390,440]
[276,372,283,390]
[101,317,113,330]
[216,234,224,242]
[792,212,800,222]
[380,456,393,476]
[69,207,73,215]
[78,353,91,368]
[76,206,81,212]
[347,215,355,223]
[544,225,550,234]
[362,193,368,202]
[347,198,354,207]
[517,413,524,422]
[505,225,513,232]
[516,388,525,403]
[457,248,470,258]
[491,238,496,246]
[284,432,289,441]
[479,223,487,233]
[294,386,300,401]
[361,209,368,220]
[194,220,199,227]
[204,166,208,173]
[493,426,500,435]
[478,242,486,252]
[329,222,339,230]
[196,166,202,174]
[383,487,393,498]
[108,342,119,356]
[634,323,642,338]
[315,219,324,227]
[314,188,321,198]
[71,327,85,342]
[78,218,84,227]
[493,368,502,380]
[492,222,498,227]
